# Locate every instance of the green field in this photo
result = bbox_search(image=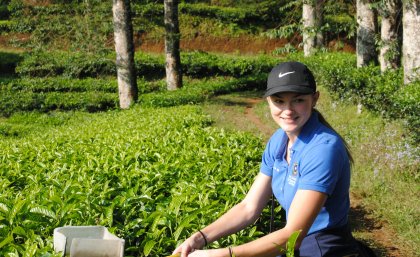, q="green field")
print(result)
[0,1,419,256]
